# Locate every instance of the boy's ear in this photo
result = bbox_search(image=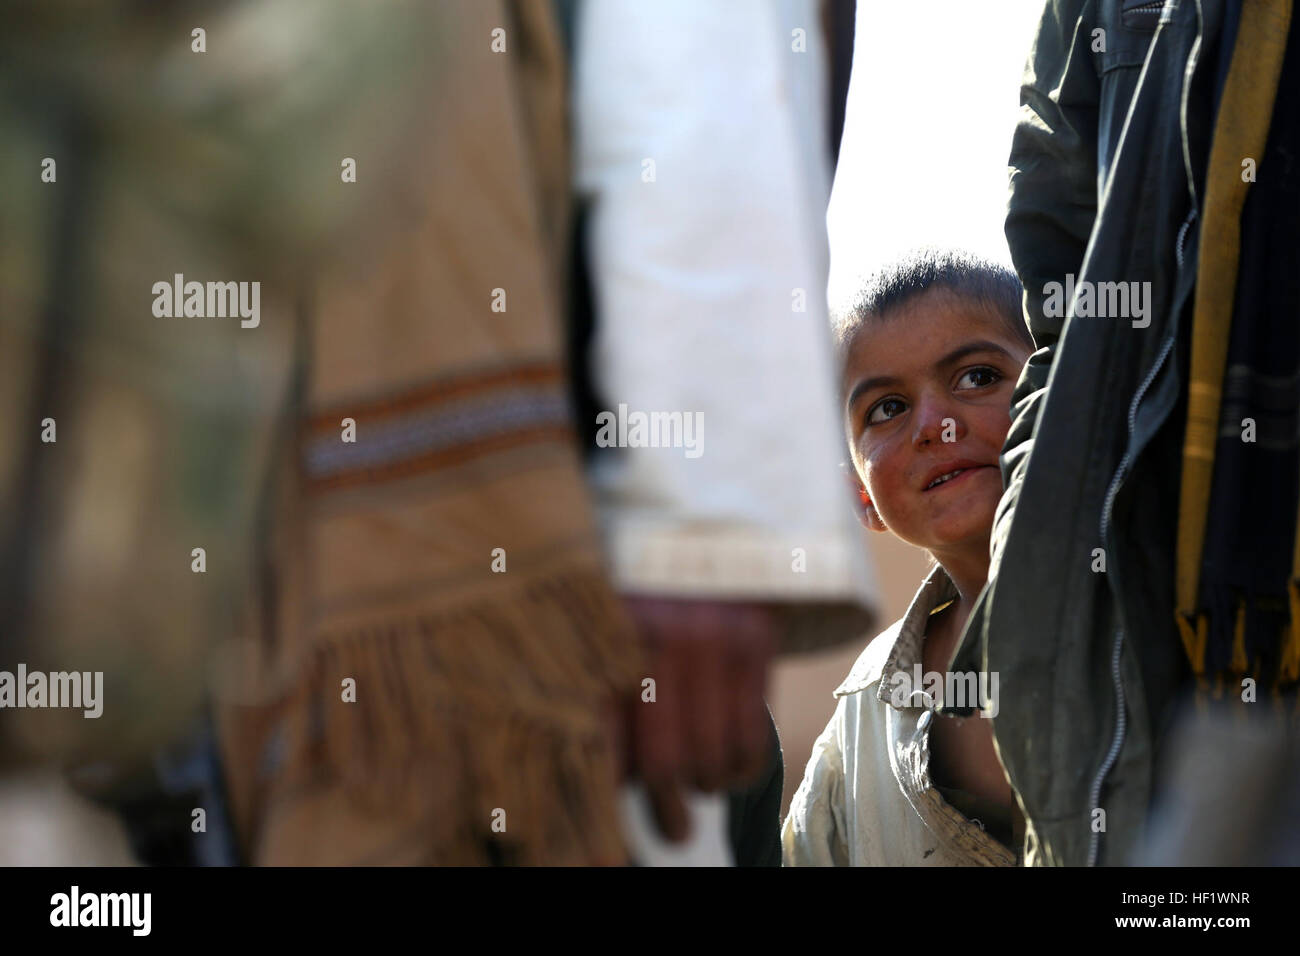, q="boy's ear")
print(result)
[843,463,888,533]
